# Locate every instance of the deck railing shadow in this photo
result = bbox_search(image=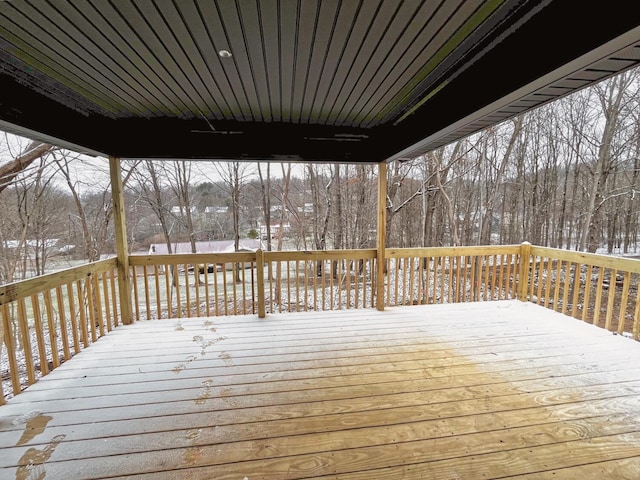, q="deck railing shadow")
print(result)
[2,243,640,403]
